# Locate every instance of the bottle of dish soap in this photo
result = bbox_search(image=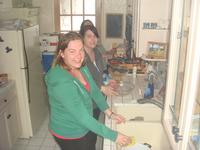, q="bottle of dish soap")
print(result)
[148,72,154,97]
